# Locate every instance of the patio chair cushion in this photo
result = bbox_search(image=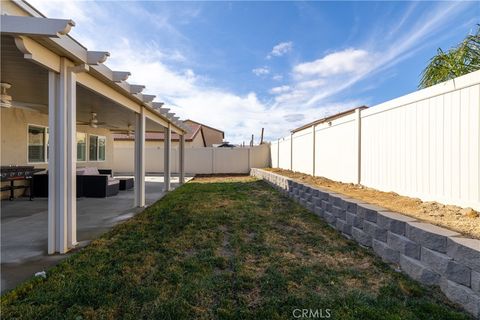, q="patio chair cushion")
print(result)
[108,177,120,186]
[77,167,100,176]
